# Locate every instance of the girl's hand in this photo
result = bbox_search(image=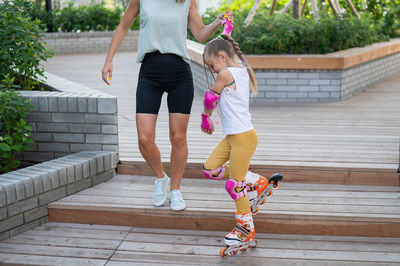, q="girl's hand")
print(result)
[201,112,215,135]
[101,61,113,86]
[217,9,233,25]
